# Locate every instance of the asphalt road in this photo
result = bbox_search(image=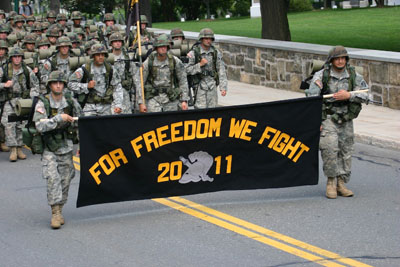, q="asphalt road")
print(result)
[0,143,399,267]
